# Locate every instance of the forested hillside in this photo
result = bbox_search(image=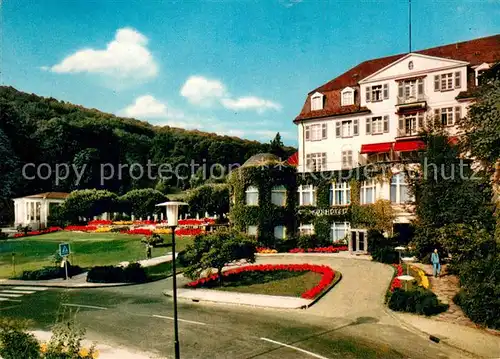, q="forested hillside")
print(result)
[0,86,295,223]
